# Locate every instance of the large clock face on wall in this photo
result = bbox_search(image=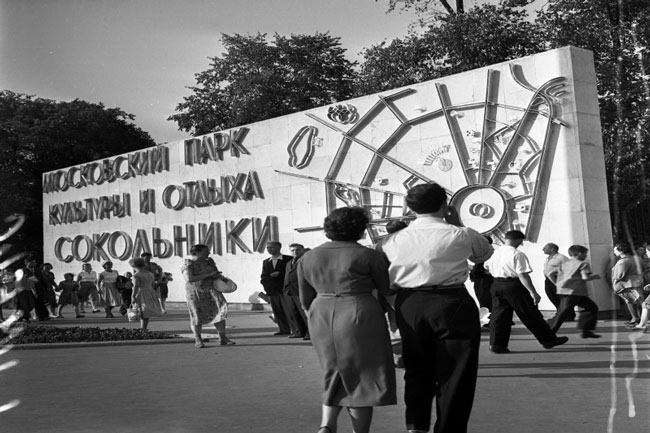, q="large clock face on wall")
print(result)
[280,64,567,244]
